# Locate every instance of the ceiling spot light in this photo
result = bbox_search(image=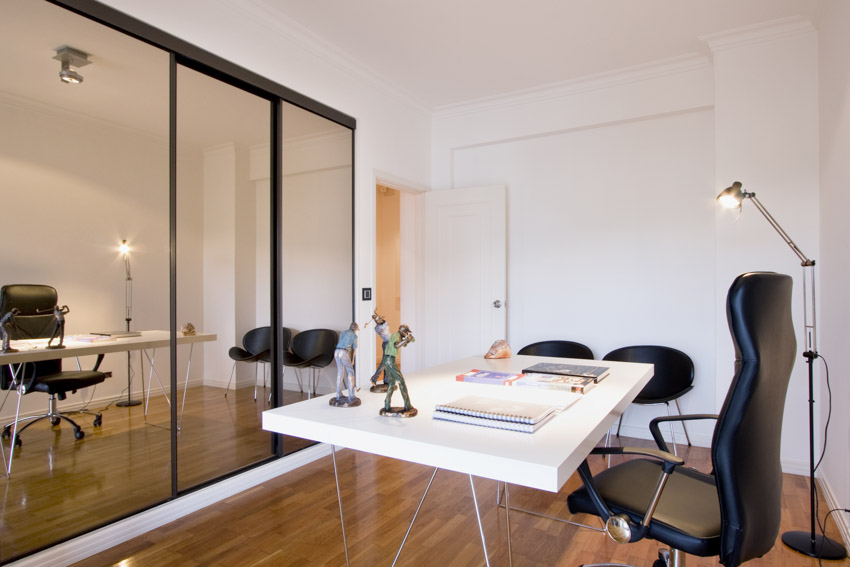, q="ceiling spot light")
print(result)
[53,45,90,84]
